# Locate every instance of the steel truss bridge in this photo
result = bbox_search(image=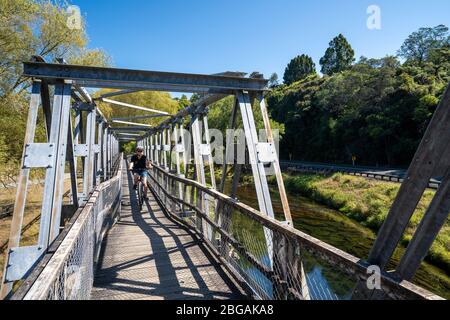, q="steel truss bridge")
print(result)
[0,58,449,300]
